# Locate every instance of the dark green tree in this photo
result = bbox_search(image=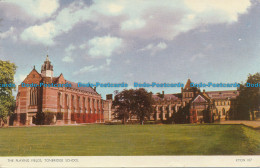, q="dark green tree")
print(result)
[172,105,189,124]
[112,88,154,124]
[0,60,16,124]
[132,88,154,125]
[112,89,135,124]
[236,73,260,120]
